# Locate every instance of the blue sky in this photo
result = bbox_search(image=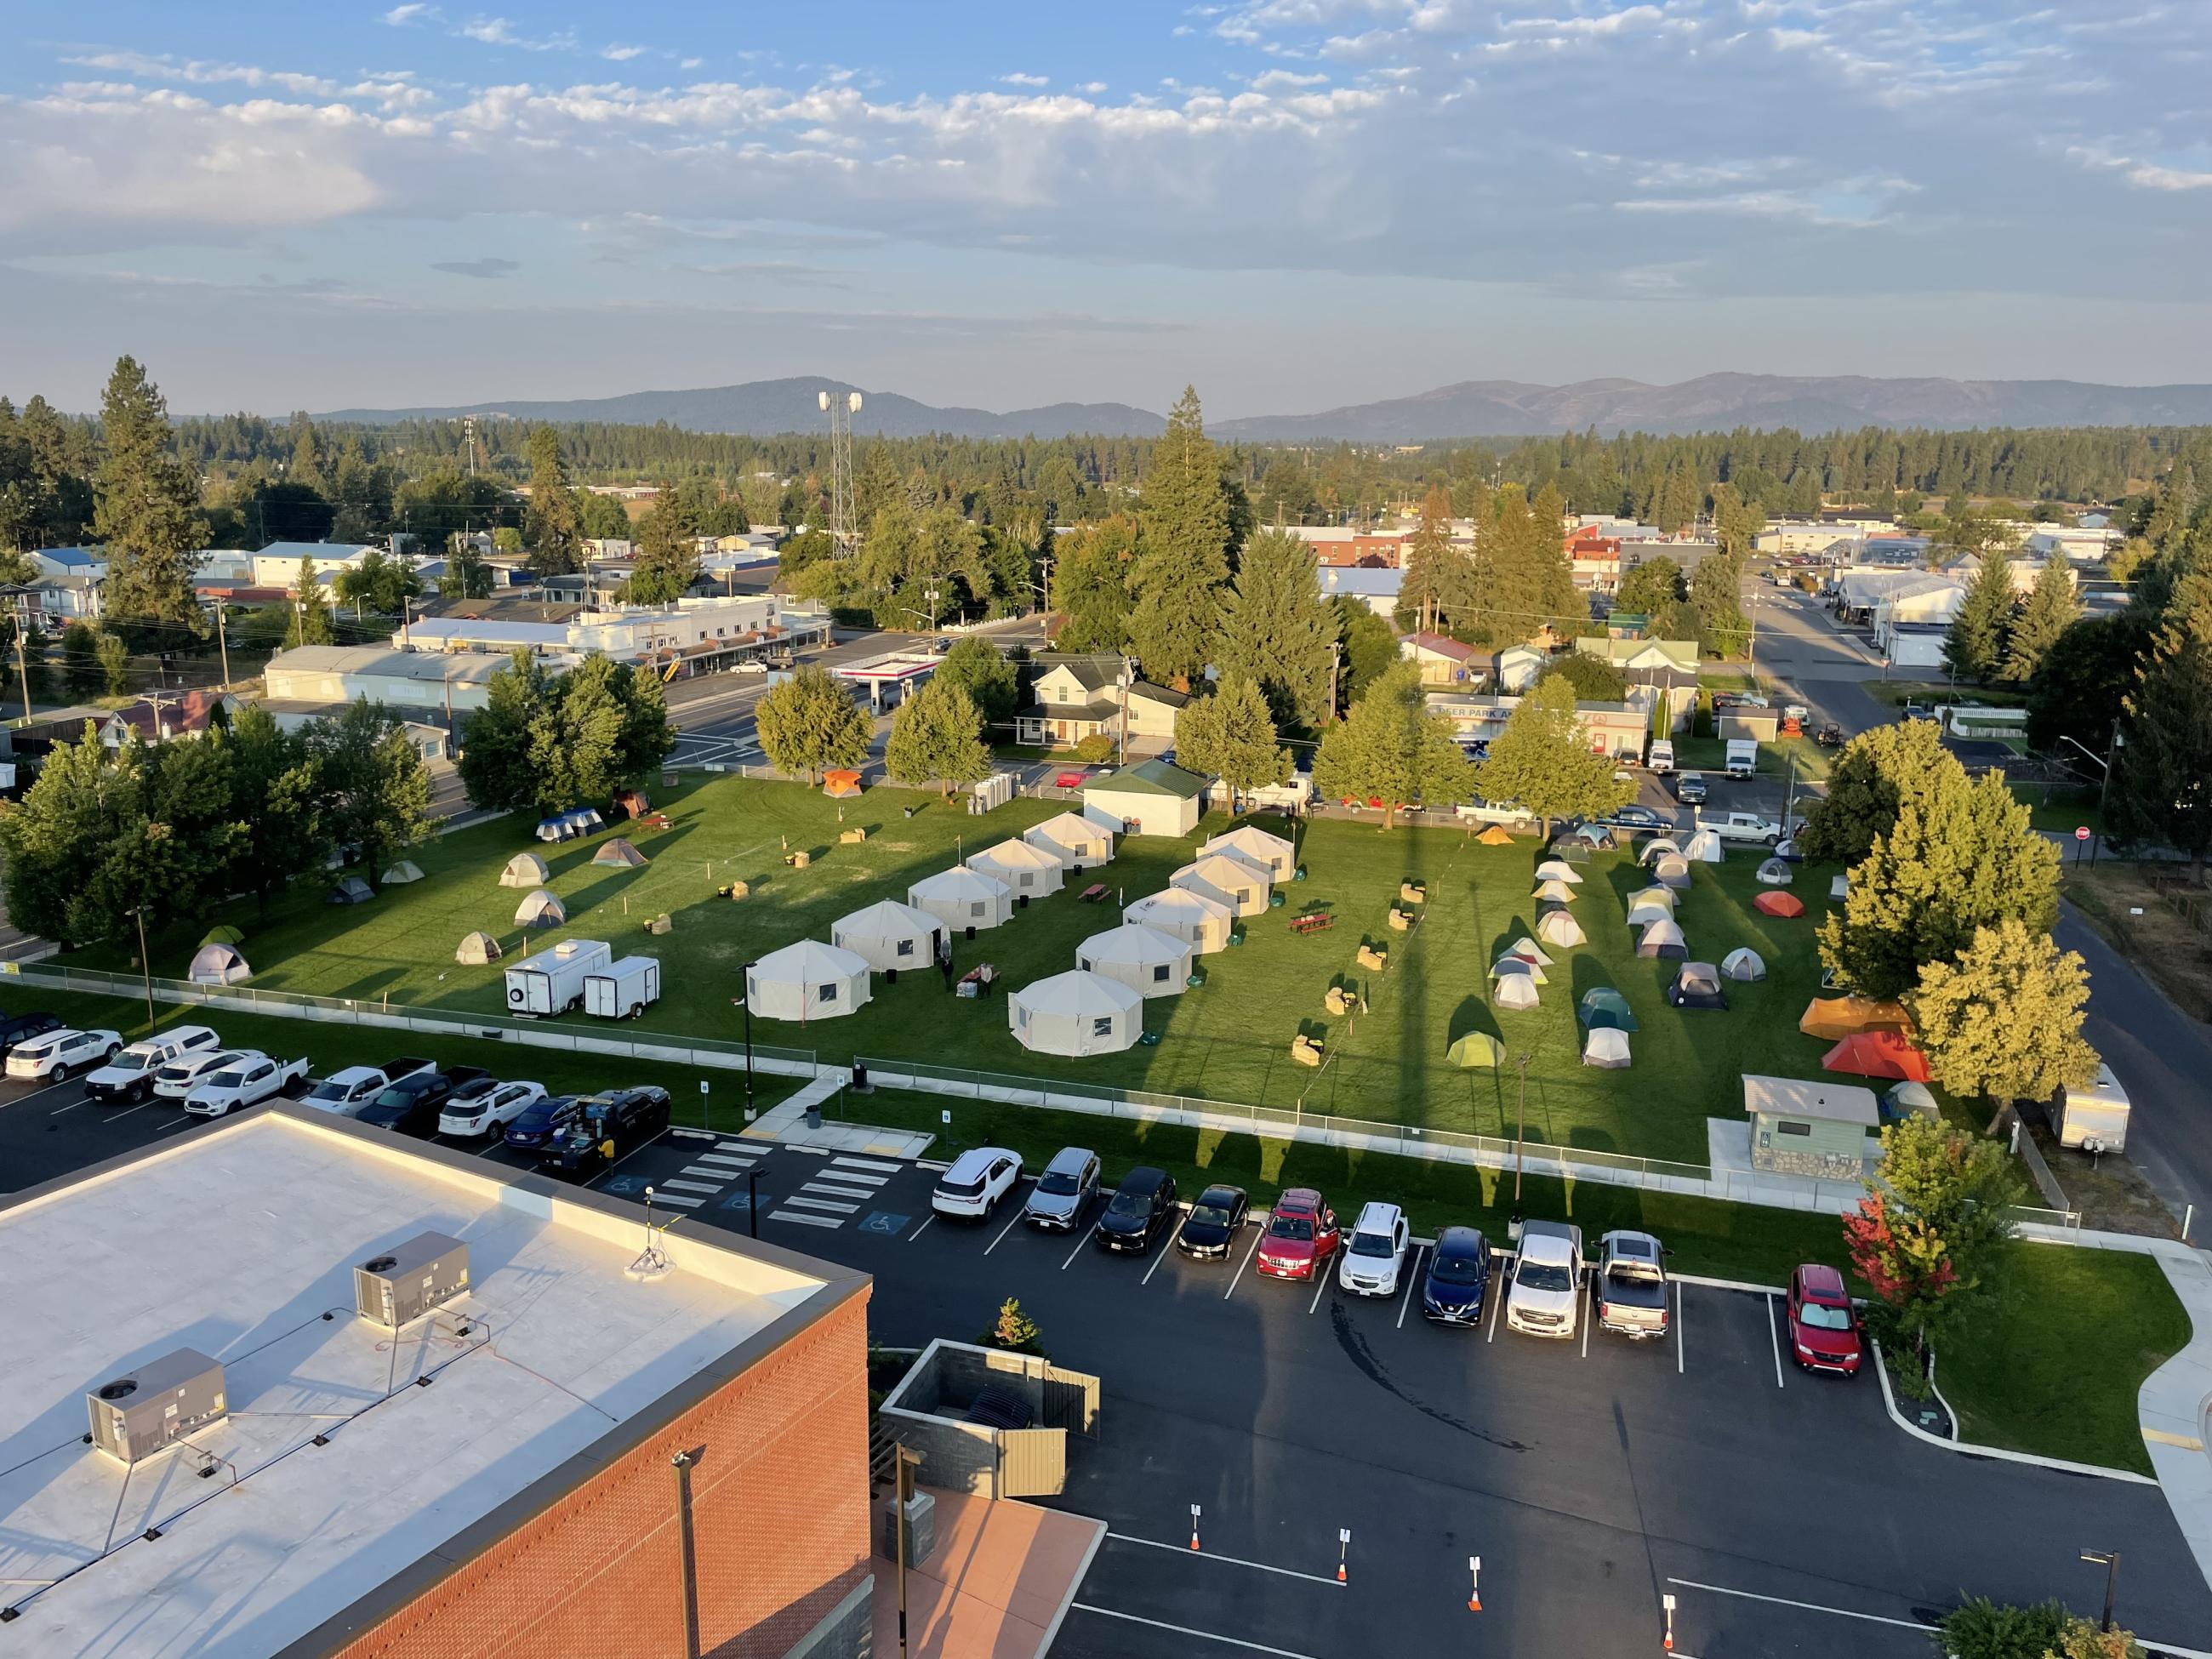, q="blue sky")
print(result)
[2,0,2208,416]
